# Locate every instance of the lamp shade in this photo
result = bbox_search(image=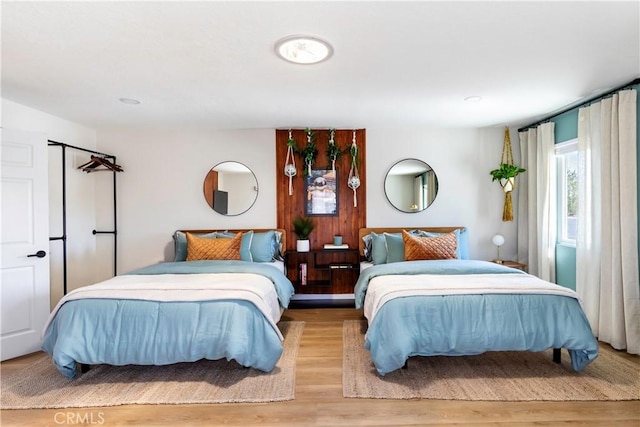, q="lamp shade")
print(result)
[492,234,505,247]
